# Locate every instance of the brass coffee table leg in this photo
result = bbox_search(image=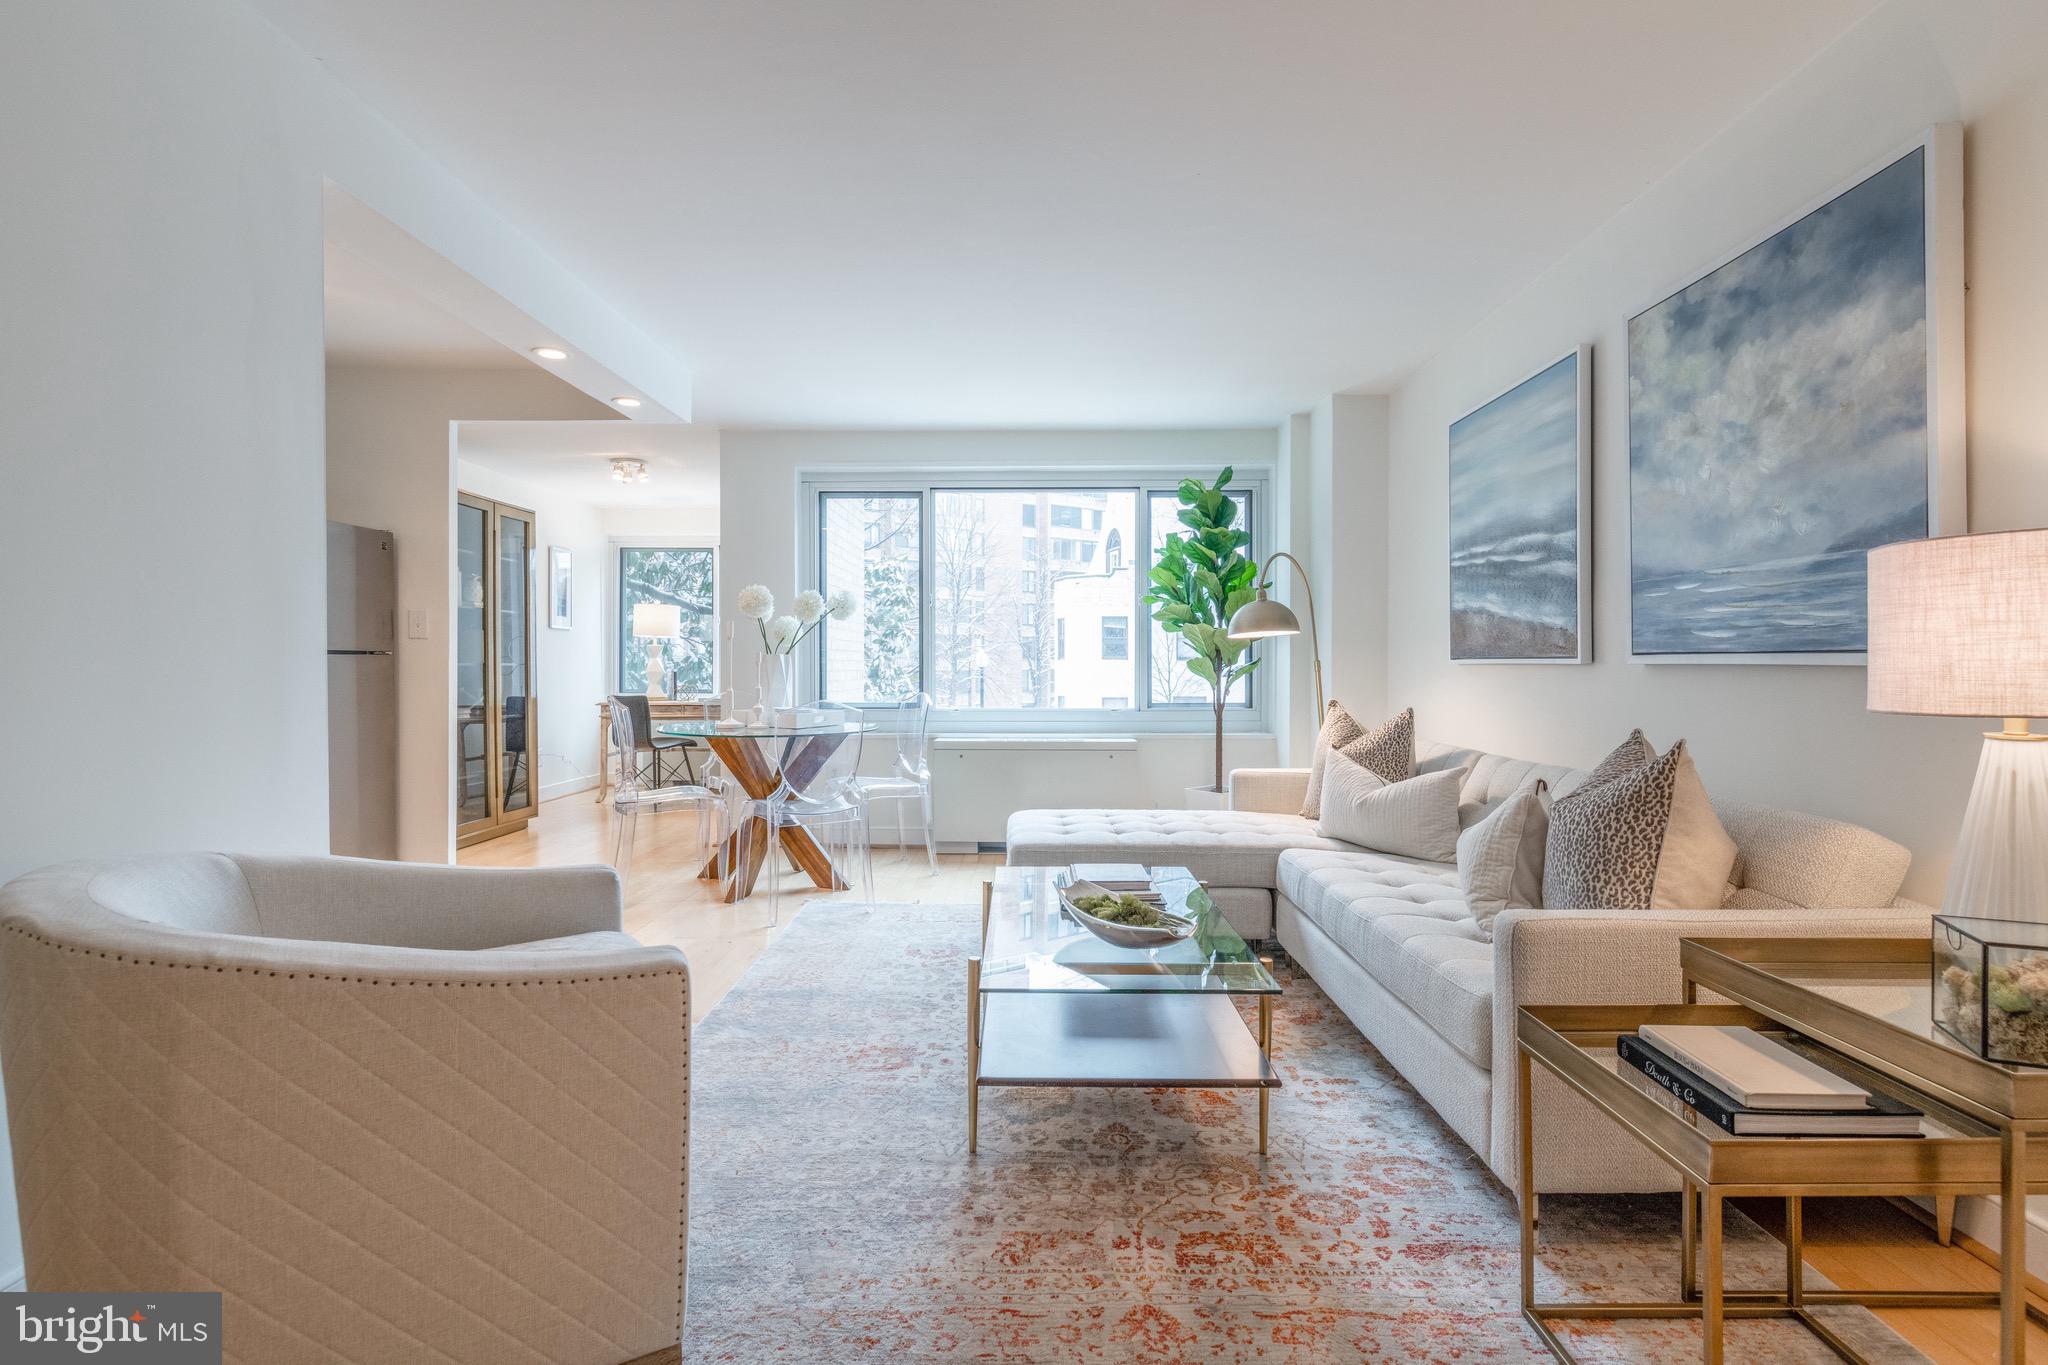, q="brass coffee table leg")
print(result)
[966,955,981,1154]
[1257,991,1273,1155]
